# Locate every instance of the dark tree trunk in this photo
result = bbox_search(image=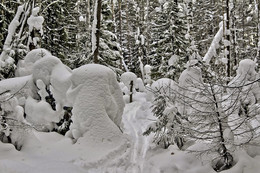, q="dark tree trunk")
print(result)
[93,0,102,63]
[226,0,231,77]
